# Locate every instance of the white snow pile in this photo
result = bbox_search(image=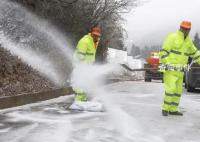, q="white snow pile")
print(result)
[107,48,144,79]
